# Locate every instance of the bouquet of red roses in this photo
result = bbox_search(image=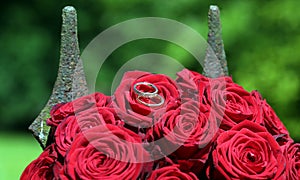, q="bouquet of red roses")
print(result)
[21,69,299,179]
